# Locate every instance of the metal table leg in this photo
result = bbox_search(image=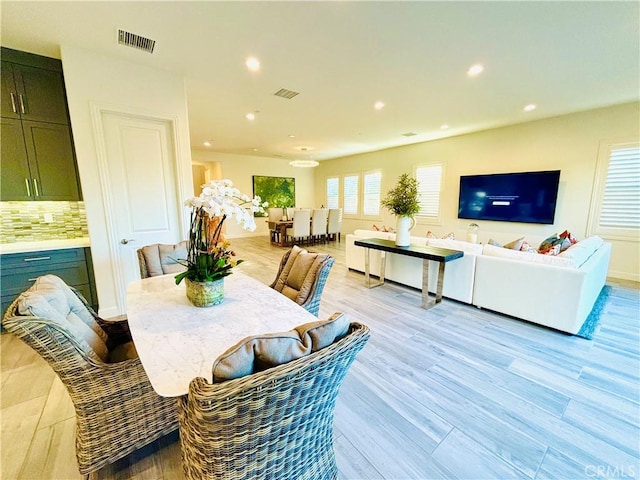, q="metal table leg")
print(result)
[364,248,385,288]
